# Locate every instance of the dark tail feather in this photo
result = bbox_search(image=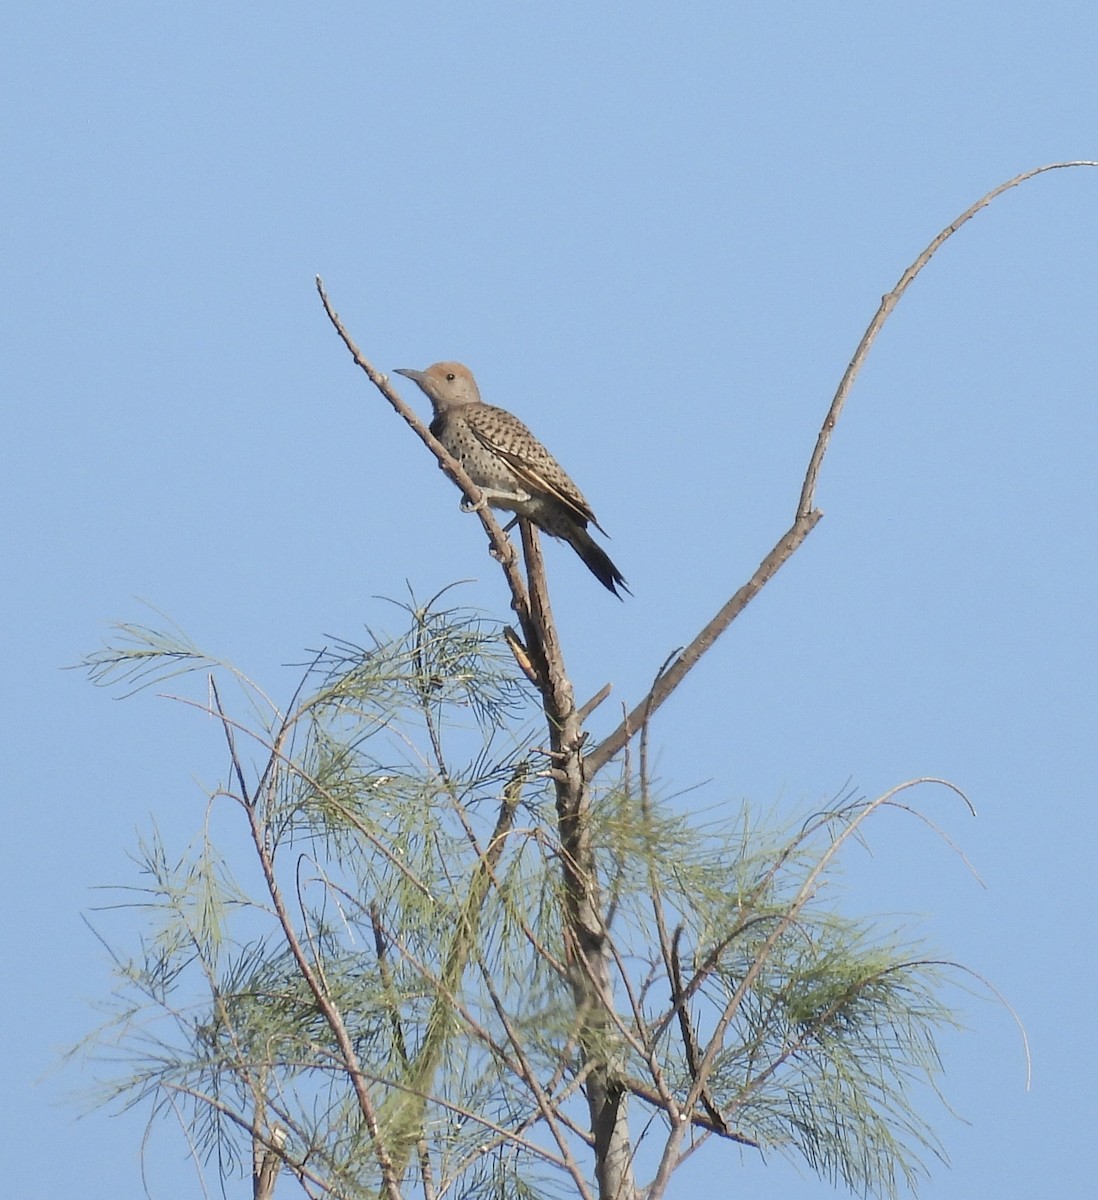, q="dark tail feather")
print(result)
[567,524,631,598]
